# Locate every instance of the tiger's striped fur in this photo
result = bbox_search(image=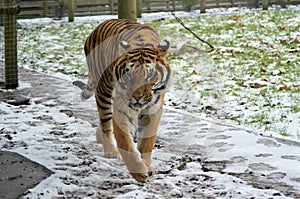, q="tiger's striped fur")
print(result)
[74,19,172,182]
